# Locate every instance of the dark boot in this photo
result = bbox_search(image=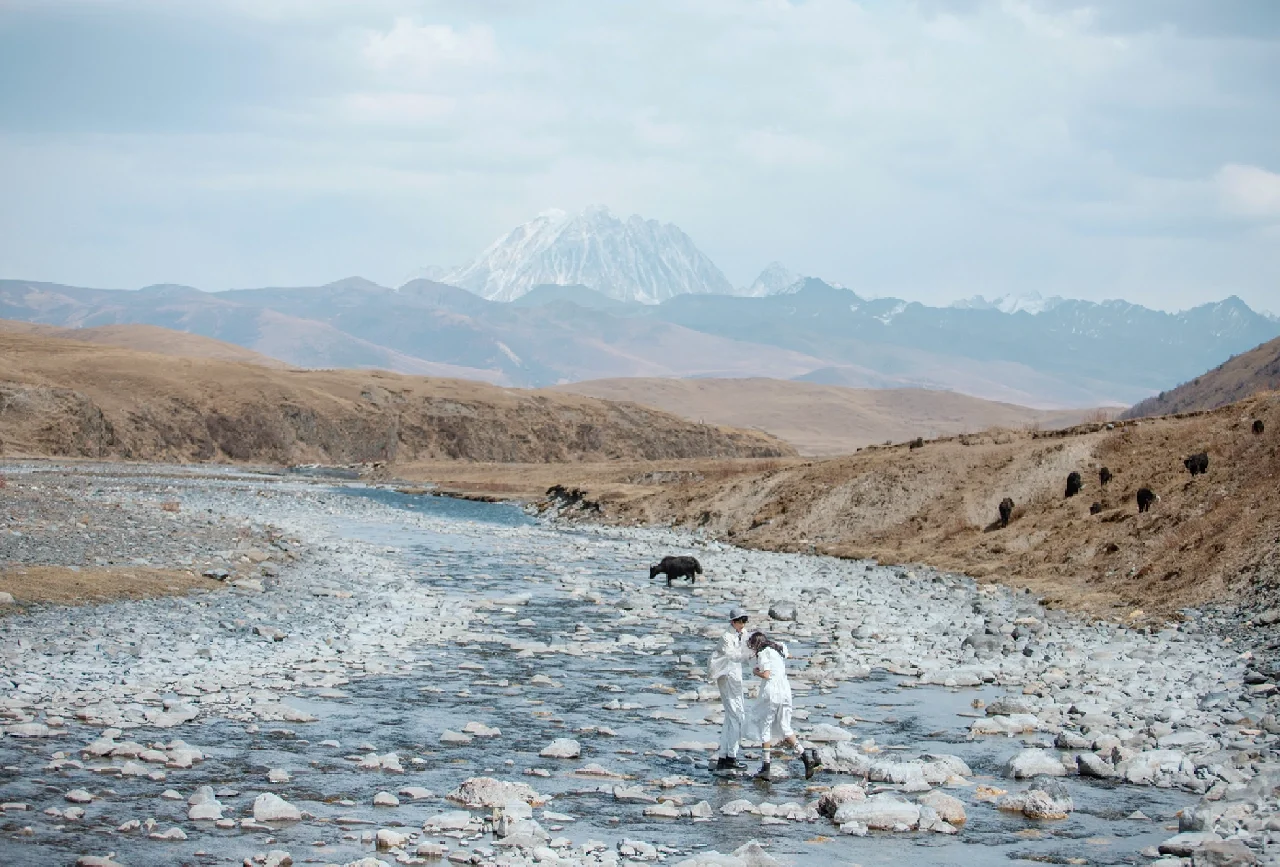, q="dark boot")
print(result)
[714,756,733,771]
[753,762,771,781]
[801,748,821,780]
[729,756,747,770]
